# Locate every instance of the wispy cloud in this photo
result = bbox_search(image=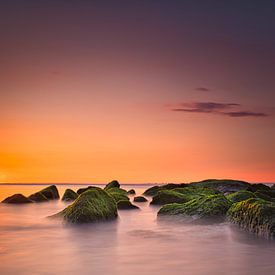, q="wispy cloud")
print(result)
[171,101,269,118]
[195,87,211,92]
